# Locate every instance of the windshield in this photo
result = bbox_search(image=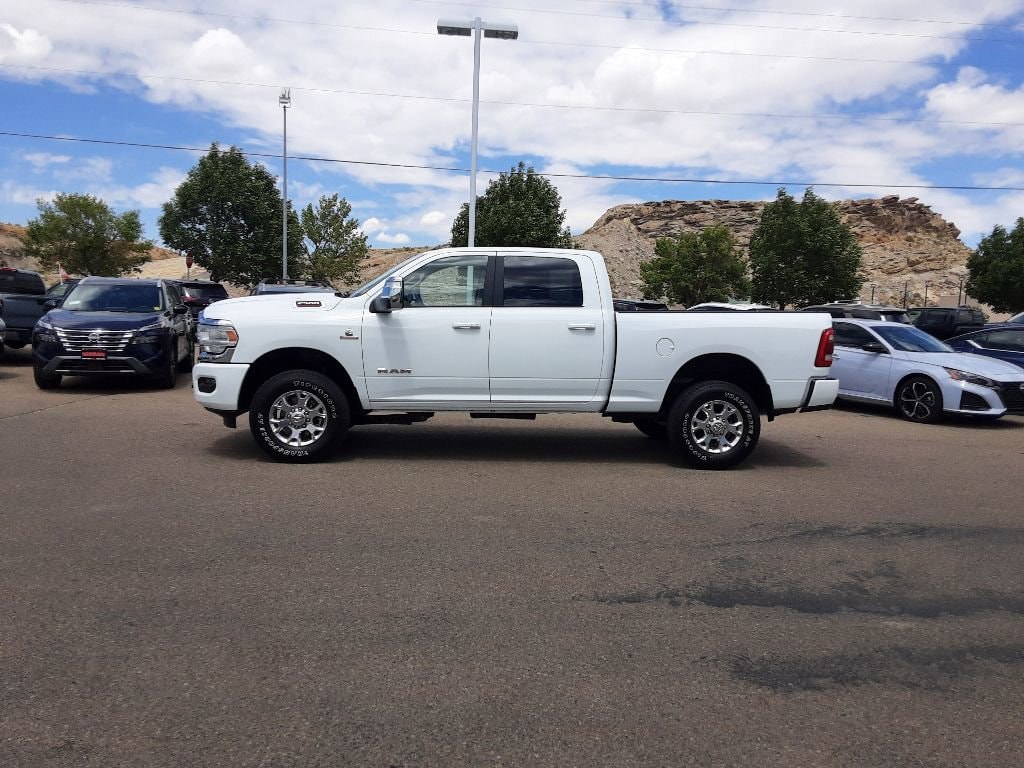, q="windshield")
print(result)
[62,283,163,313]
[349,253,426,297]
[874,324,952,353]
[182,284,228,300]
[1009,312,1024,324]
